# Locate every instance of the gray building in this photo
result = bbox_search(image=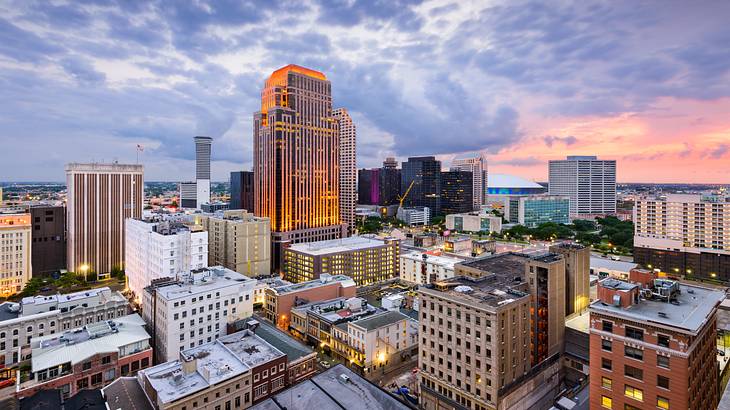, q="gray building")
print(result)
[402,156,441,217]
[548,155,616,218]
[230,171,254,211]
[30,204,66,276]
